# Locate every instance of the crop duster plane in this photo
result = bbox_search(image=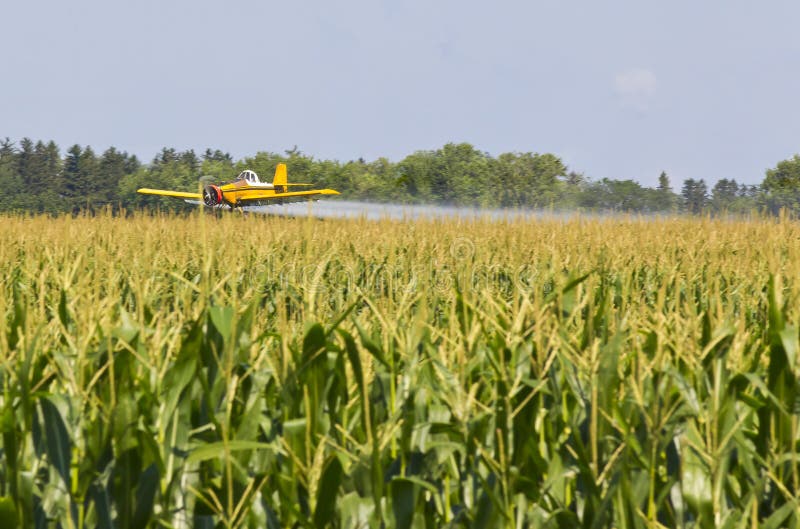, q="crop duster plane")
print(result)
[137,163,339,209]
